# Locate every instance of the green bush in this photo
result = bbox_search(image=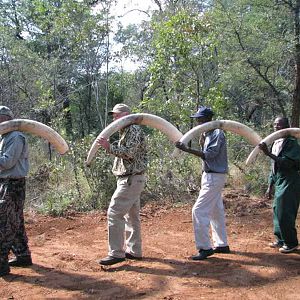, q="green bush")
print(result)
[26,135,116,214]
[144,131,201,203]
[226,130,270,194]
